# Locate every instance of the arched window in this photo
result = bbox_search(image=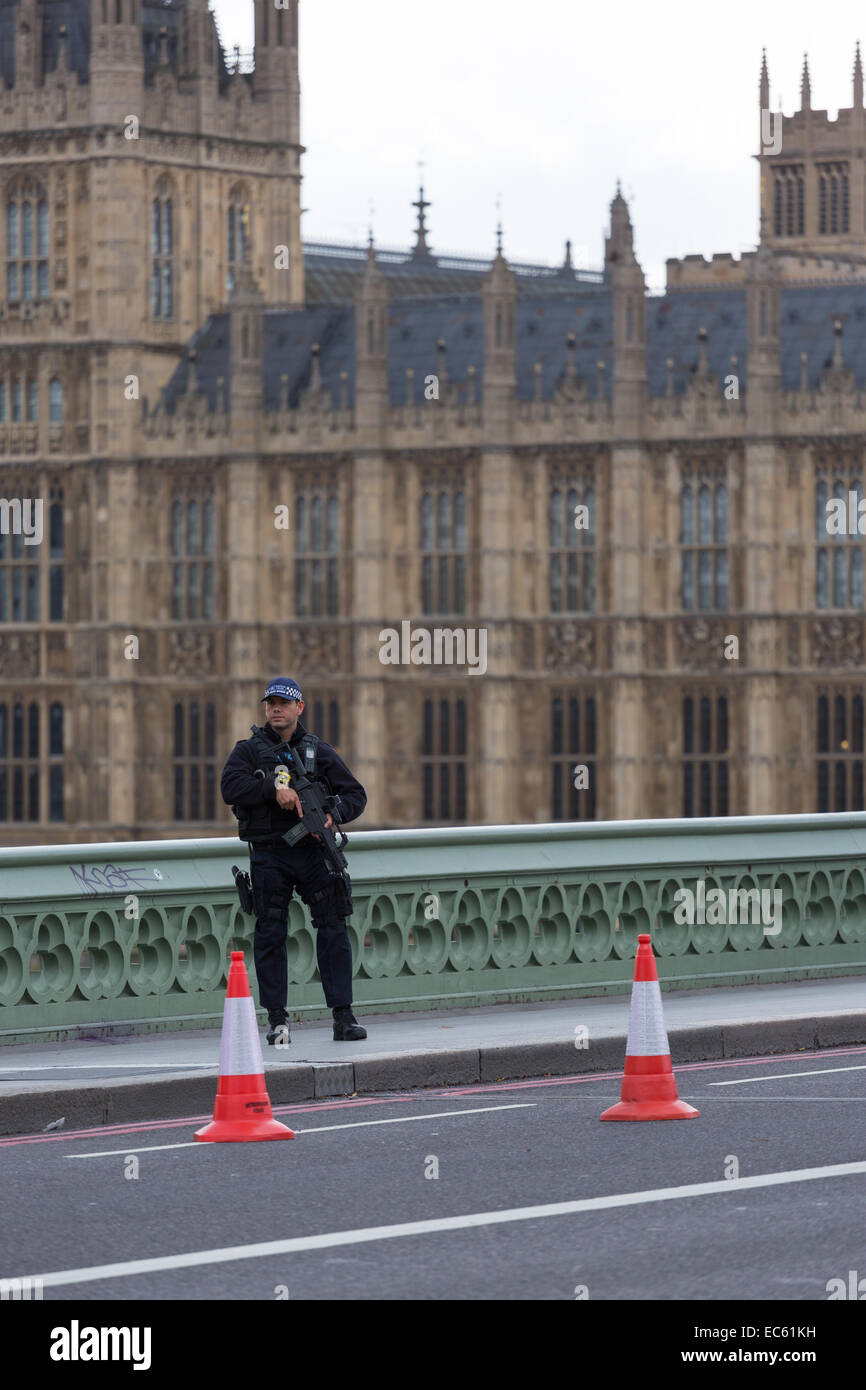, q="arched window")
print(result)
[420,480,468,616]
[172,492,215,620]
[46,488,65,623]
[814,464,866,610]
[151,180,174,318]
[550,691,598,821]
[226,188,251,295]
[817,690,865,811]
[818,164,850,235]
[682,691,730,816]
[173,700,217,821]
[548,475,595,615]
[294,487,340,617]
[5,180,49,305]
[681,471,729,612]
[421,697,468,823]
